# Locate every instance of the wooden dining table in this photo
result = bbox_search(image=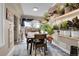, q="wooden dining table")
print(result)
[26,32,39,55]
[26,33,47,55]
